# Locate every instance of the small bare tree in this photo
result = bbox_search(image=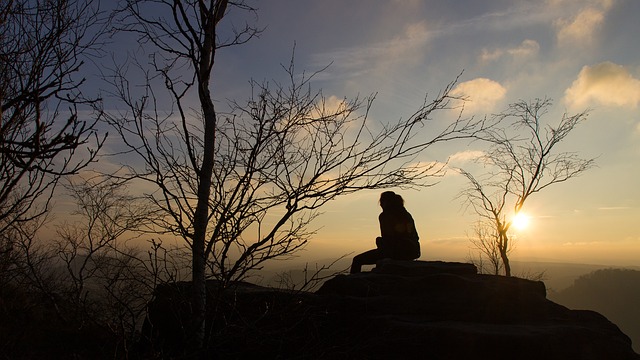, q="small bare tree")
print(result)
[50,177,184,355]
[457,98,595,277]
[54,178,155,319]
[0,0,106,236]
[105,0,486,350]
[467,221,505,275]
